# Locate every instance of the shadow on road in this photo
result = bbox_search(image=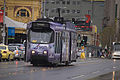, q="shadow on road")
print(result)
[88,70,120,80]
